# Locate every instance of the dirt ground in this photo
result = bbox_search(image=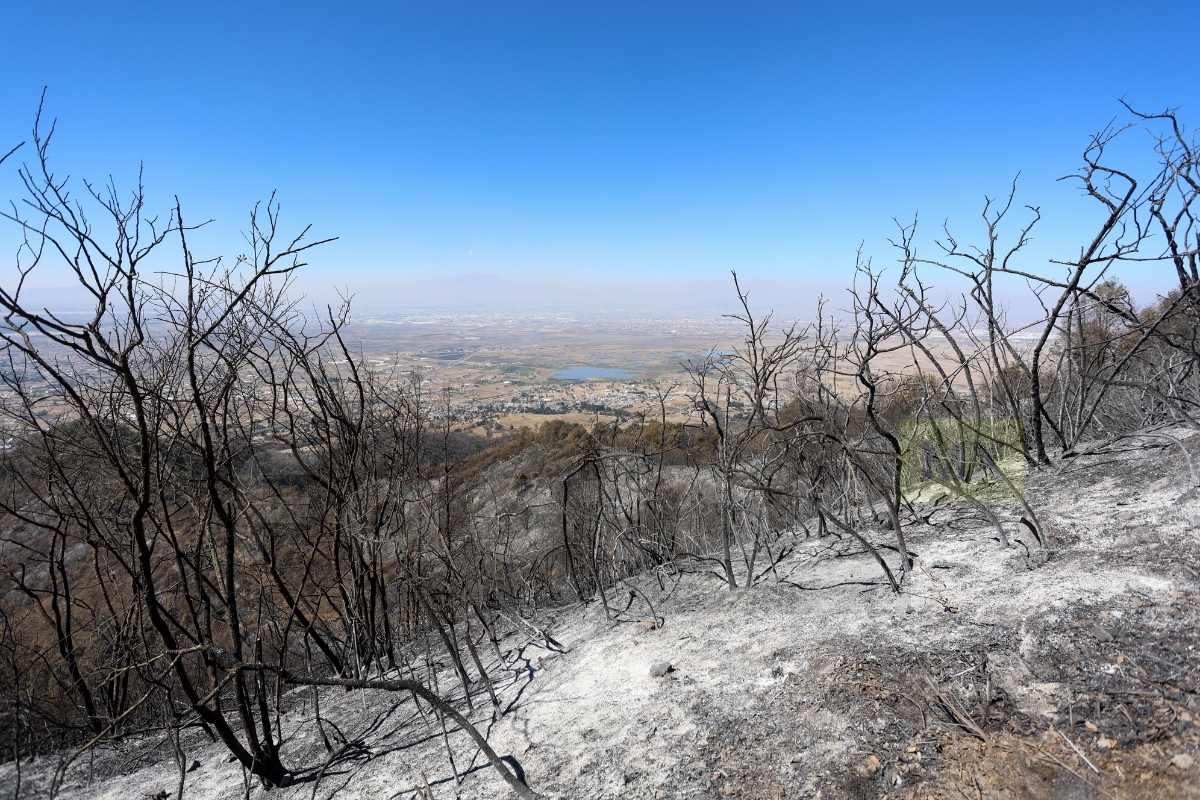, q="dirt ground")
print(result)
[1,427,1198,800]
